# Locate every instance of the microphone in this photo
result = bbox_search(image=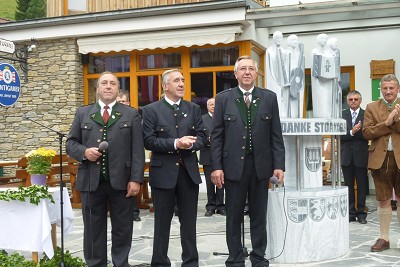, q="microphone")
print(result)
[98,141,109,151]
[270,176,279,191]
